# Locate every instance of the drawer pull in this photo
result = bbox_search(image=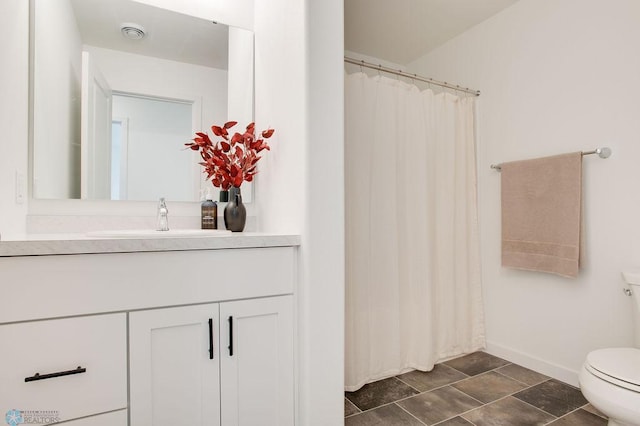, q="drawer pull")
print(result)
[208,318,214,360]
[25,366,86,382]
[228,316,234,356]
